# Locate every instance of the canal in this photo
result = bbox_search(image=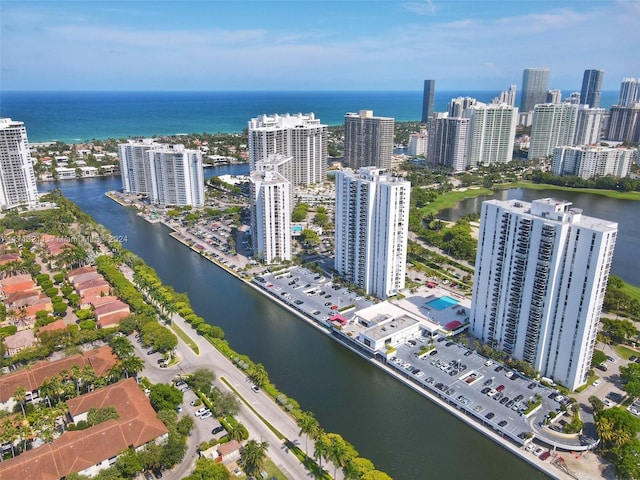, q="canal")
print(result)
[41,174,640,479]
